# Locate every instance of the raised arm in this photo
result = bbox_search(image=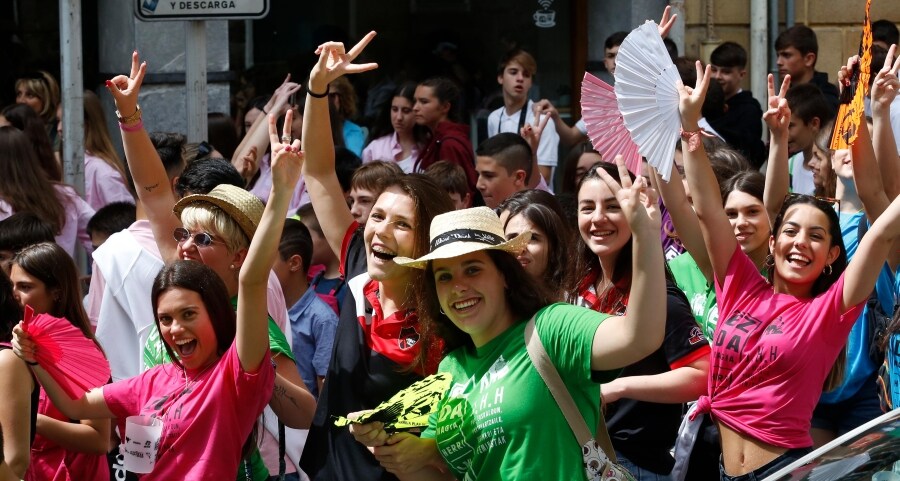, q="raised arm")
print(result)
[870,45,900,200]
[236,111,304,372]
[532,99,586,148]
[762,74,792,223]
[301,32,378,258]
[233,75,302,184]
[591,158,666,370]
[105,52,180,262]
[679,62,737,284]
[520,112,550,188]
[850,116,900,271]
[649,162,712,281]
[843,189,900,310]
